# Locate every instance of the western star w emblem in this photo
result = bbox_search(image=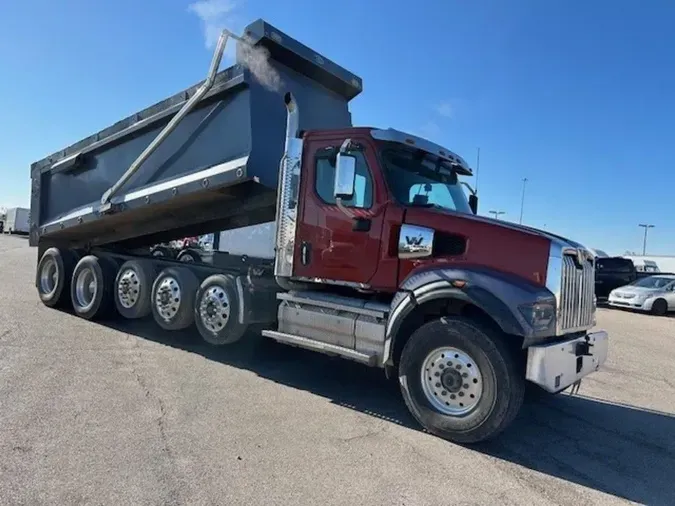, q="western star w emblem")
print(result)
[406,235,424,246]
